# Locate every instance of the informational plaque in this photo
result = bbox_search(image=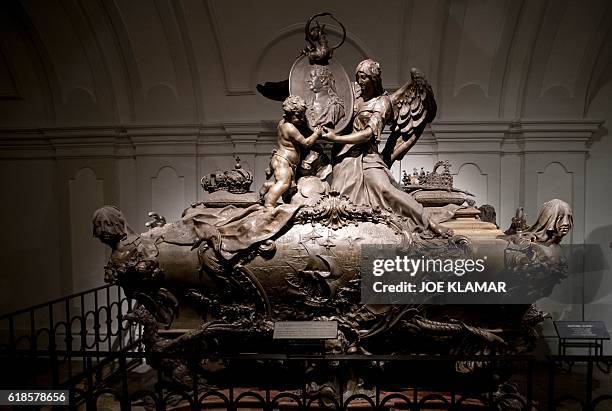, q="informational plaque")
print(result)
[554,321,610,340]
[273,321,338,340]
